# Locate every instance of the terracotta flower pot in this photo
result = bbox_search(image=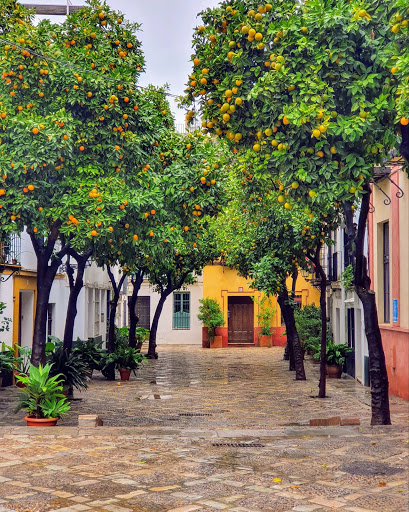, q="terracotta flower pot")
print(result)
[14,371,27,388]
[259,335,272,347]
[24,416,58,427]
[326,364,342,378]
[210,335,223,348]
[119,368,131,381]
